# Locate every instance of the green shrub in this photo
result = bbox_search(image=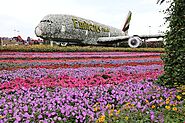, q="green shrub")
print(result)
[157,0,185,87]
